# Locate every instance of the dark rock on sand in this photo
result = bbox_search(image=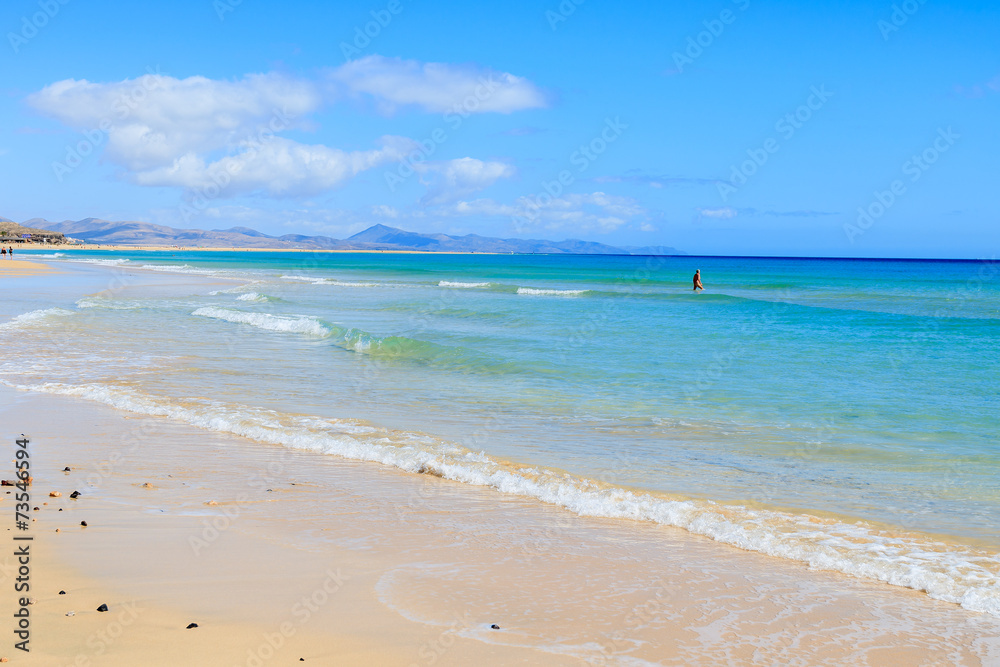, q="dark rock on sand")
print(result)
[59,591,66,595]
[491,624,500,630]
[80,521,88,527]
[64,467,71,472]
[96,604,108,612]
[186,623,198,629]
[70,491,81,499]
